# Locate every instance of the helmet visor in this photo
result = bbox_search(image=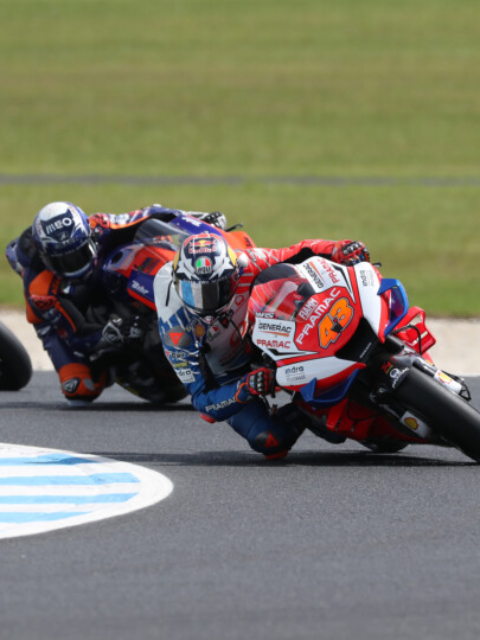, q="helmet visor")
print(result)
[177,277,237,315]
[45,239,96,278]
